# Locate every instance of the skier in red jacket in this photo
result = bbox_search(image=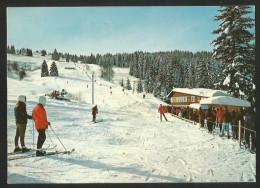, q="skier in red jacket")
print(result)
[32,96,51,156]
[158,104,168,122]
